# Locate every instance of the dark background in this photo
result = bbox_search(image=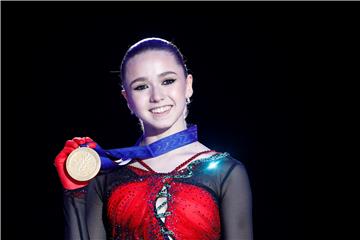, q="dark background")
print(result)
[4,1,349,239]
